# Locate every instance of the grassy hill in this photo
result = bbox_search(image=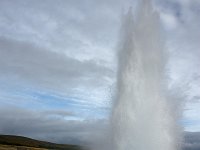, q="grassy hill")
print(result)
[0,135,81,150]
